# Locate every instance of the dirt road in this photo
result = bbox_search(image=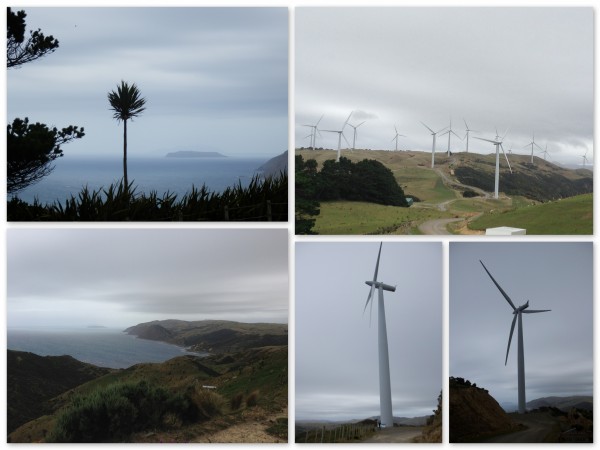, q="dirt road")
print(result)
[361,426,424,443]
[418,217,462,235]
[480,413,558,443]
